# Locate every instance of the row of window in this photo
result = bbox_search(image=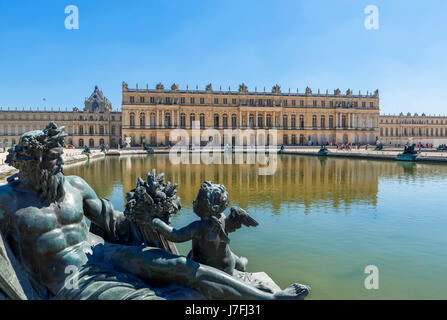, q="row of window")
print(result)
[125,133,376,147]
[128,96,375,108]
[381,119,446,124]
[0,125,120,136]
[381,127,447,137]
[128,113,373,129]
[0,114,121,121]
